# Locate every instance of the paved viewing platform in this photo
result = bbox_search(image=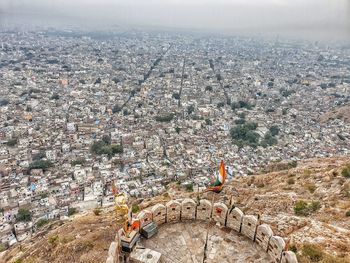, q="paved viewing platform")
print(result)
[140,222,272,263]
